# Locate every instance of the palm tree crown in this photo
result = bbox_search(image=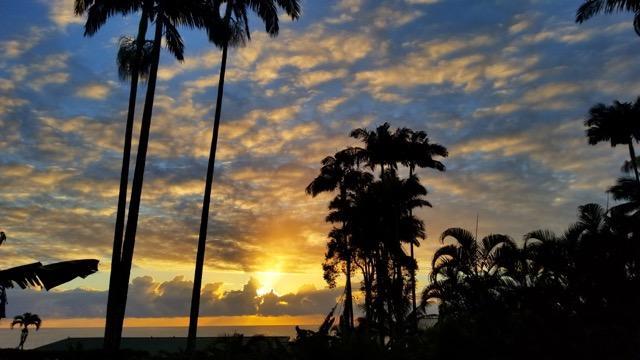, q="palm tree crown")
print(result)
[585,98,640,181]
[116,36,154,81]
[11,313,41,331]
[576,0,640,36]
